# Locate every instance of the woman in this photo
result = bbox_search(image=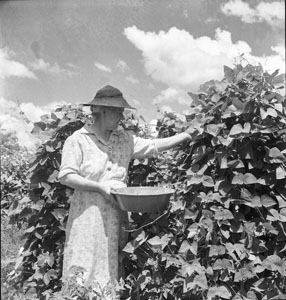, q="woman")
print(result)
[58,85,191,294]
